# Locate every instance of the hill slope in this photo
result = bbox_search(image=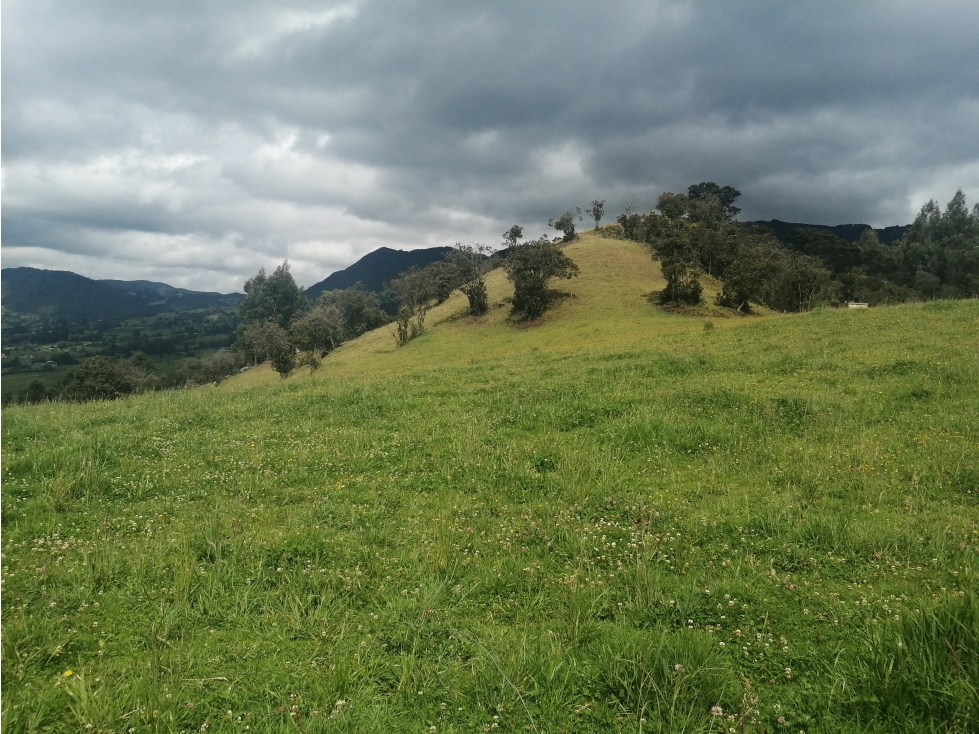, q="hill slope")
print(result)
[238,232,754,387]
[3,232,977,733]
